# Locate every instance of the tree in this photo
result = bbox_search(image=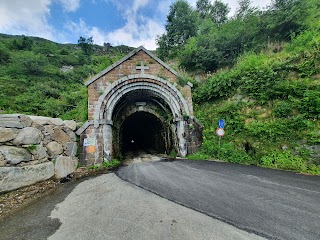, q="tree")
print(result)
[78,36,94,55]
[159,0,198,58]
[235,0,257,19]
[196,0,211,19]
[210,0,230,28]
[264,0,308,41]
